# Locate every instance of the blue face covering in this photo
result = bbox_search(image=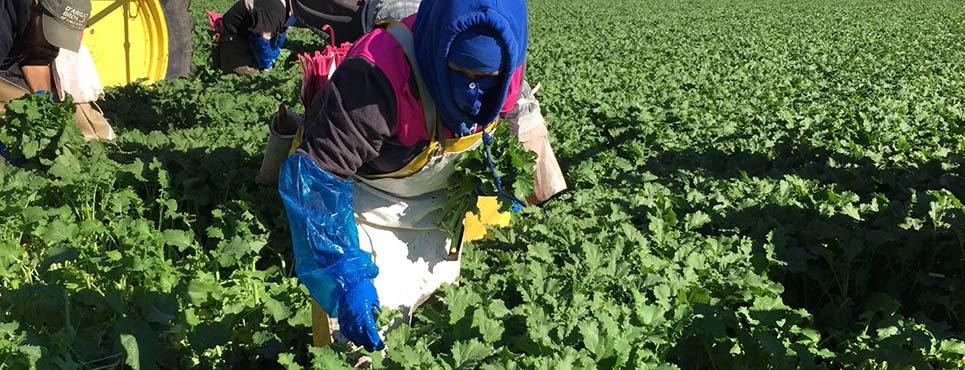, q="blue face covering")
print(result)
[412,0,528,135]
[451,73,498,122]
[446,28,502,133]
